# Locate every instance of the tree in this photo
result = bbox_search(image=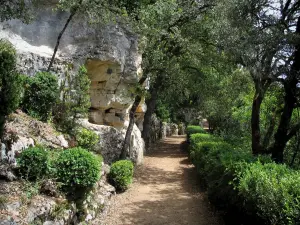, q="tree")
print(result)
[0,40,22,138]
[213,0,300,158]
[121,0,214,156]
[271,15,300,163]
